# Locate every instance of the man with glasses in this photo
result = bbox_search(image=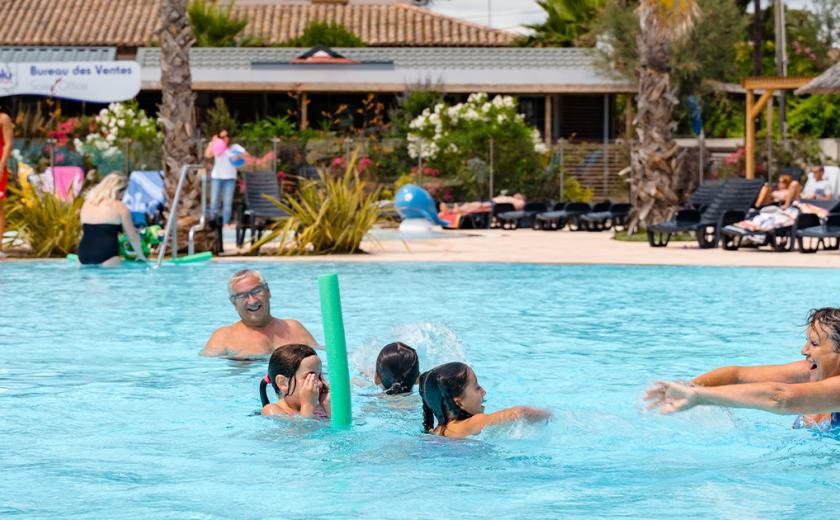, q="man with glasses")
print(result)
[201,269,318,358]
